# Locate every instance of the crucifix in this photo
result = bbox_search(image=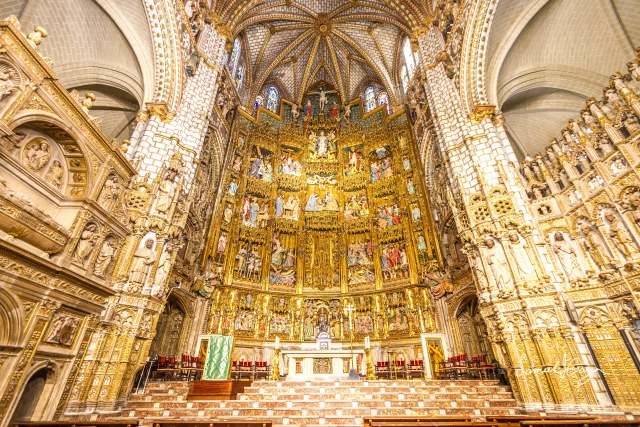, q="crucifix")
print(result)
[308,86,337,112]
